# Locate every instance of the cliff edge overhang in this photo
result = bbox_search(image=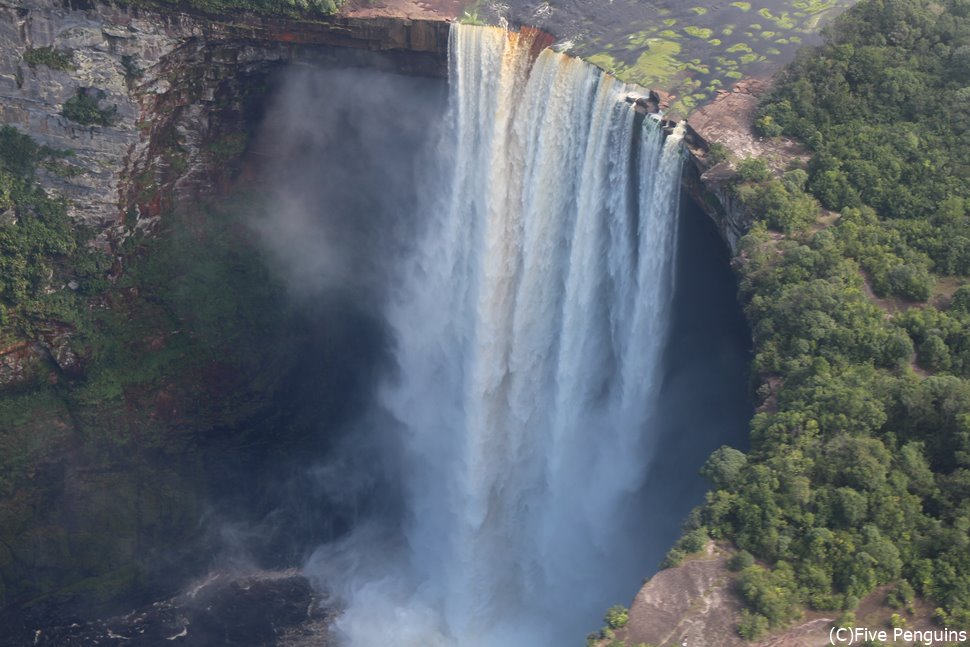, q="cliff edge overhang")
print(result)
[0,0,454,233]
